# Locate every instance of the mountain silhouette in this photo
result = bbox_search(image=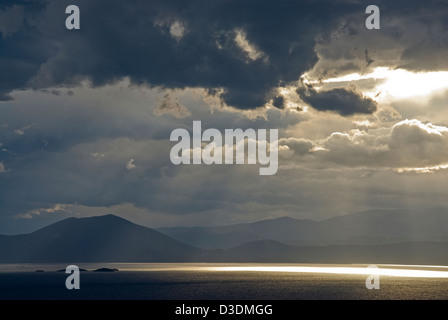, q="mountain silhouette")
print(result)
[157,216,317,249]
[1,212,447,264]
[0,214,205,262]
[157,208,448,249]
